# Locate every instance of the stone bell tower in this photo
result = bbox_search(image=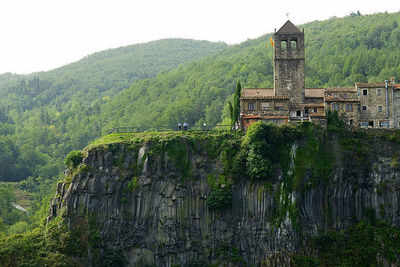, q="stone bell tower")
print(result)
[273,20,305,104]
